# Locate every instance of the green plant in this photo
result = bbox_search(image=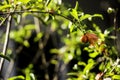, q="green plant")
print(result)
[0,0,120,80]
